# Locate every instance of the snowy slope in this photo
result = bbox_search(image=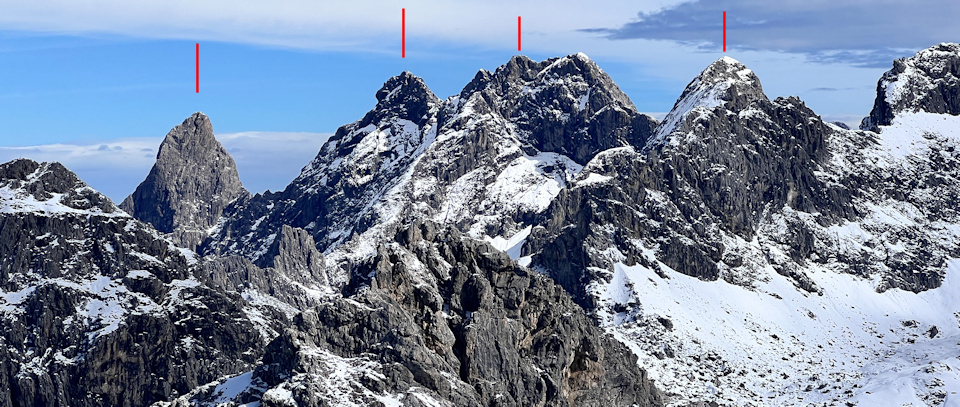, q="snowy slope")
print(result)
[648,56,766,148]
[520,46,960,406]
[587,65,960,406]
[862,43,960,131]
[598,249,960,406]
[17,44,958,407]
[576,110,960,405]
